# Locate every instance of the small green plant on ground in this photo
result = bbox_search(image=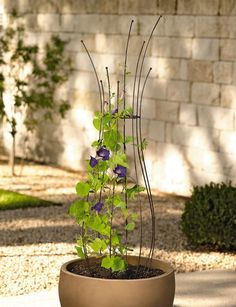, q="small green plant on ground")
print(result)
[0,189,59,210]
[0,9,71,175]
[181,182,236,251]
